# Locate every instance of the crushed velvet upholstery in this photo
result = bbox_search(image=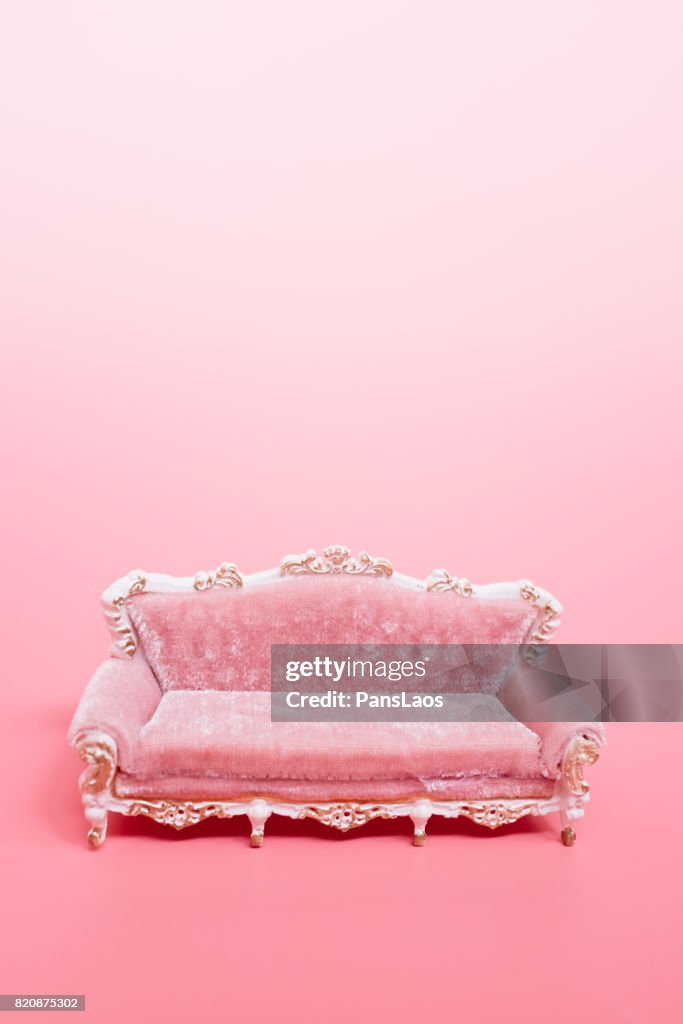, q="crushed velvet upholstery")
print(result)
[130,691,543,781]
[68,658,161,767]
[113,774,557,801]
[126,576,541,693]
[69,572,605,809]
